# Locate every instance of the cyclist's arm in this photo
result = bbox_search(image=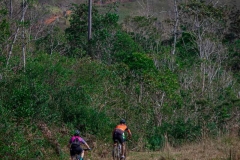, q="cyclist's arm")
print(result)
[84,142,91,150]
[81,139,91,150]
[126,129,132,139]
